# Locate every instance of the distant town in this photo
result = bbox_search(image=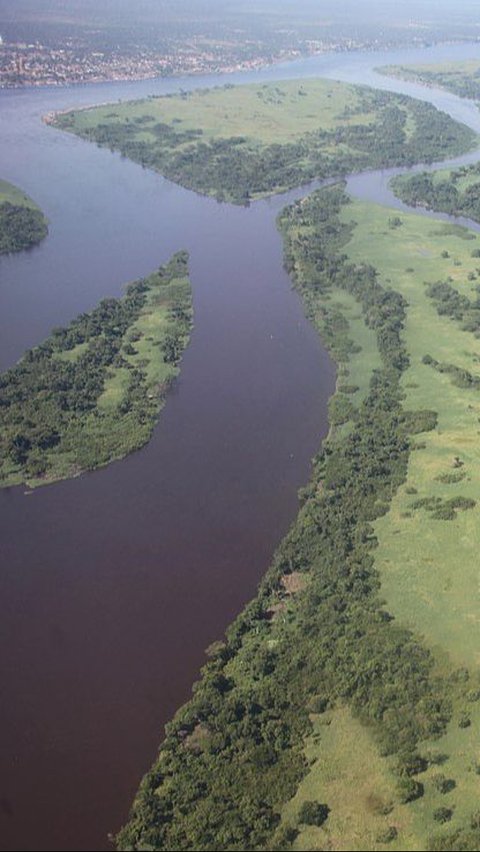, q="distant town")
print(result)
[0,34,431,88]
